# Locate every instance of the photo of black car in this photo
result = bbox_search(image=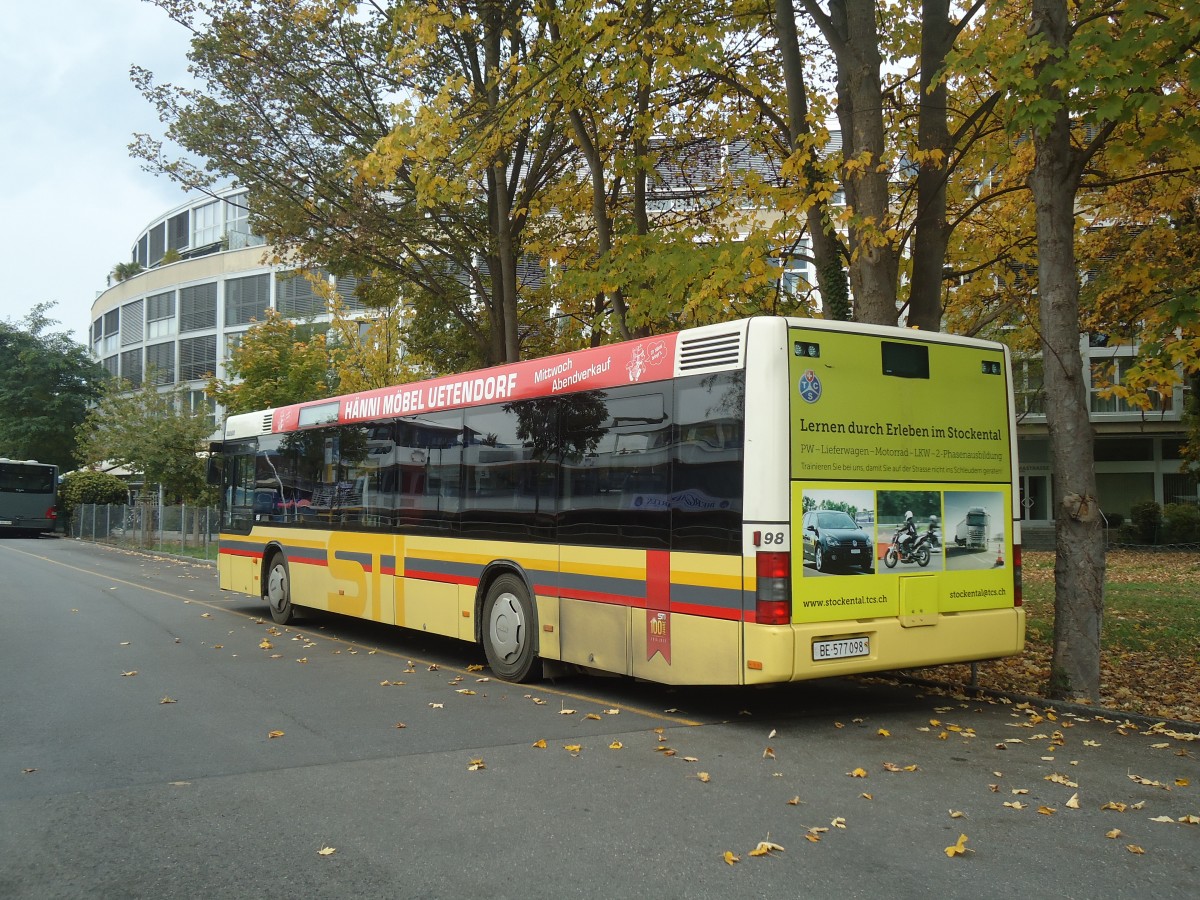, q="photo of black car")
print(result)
[802,508,874,574]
